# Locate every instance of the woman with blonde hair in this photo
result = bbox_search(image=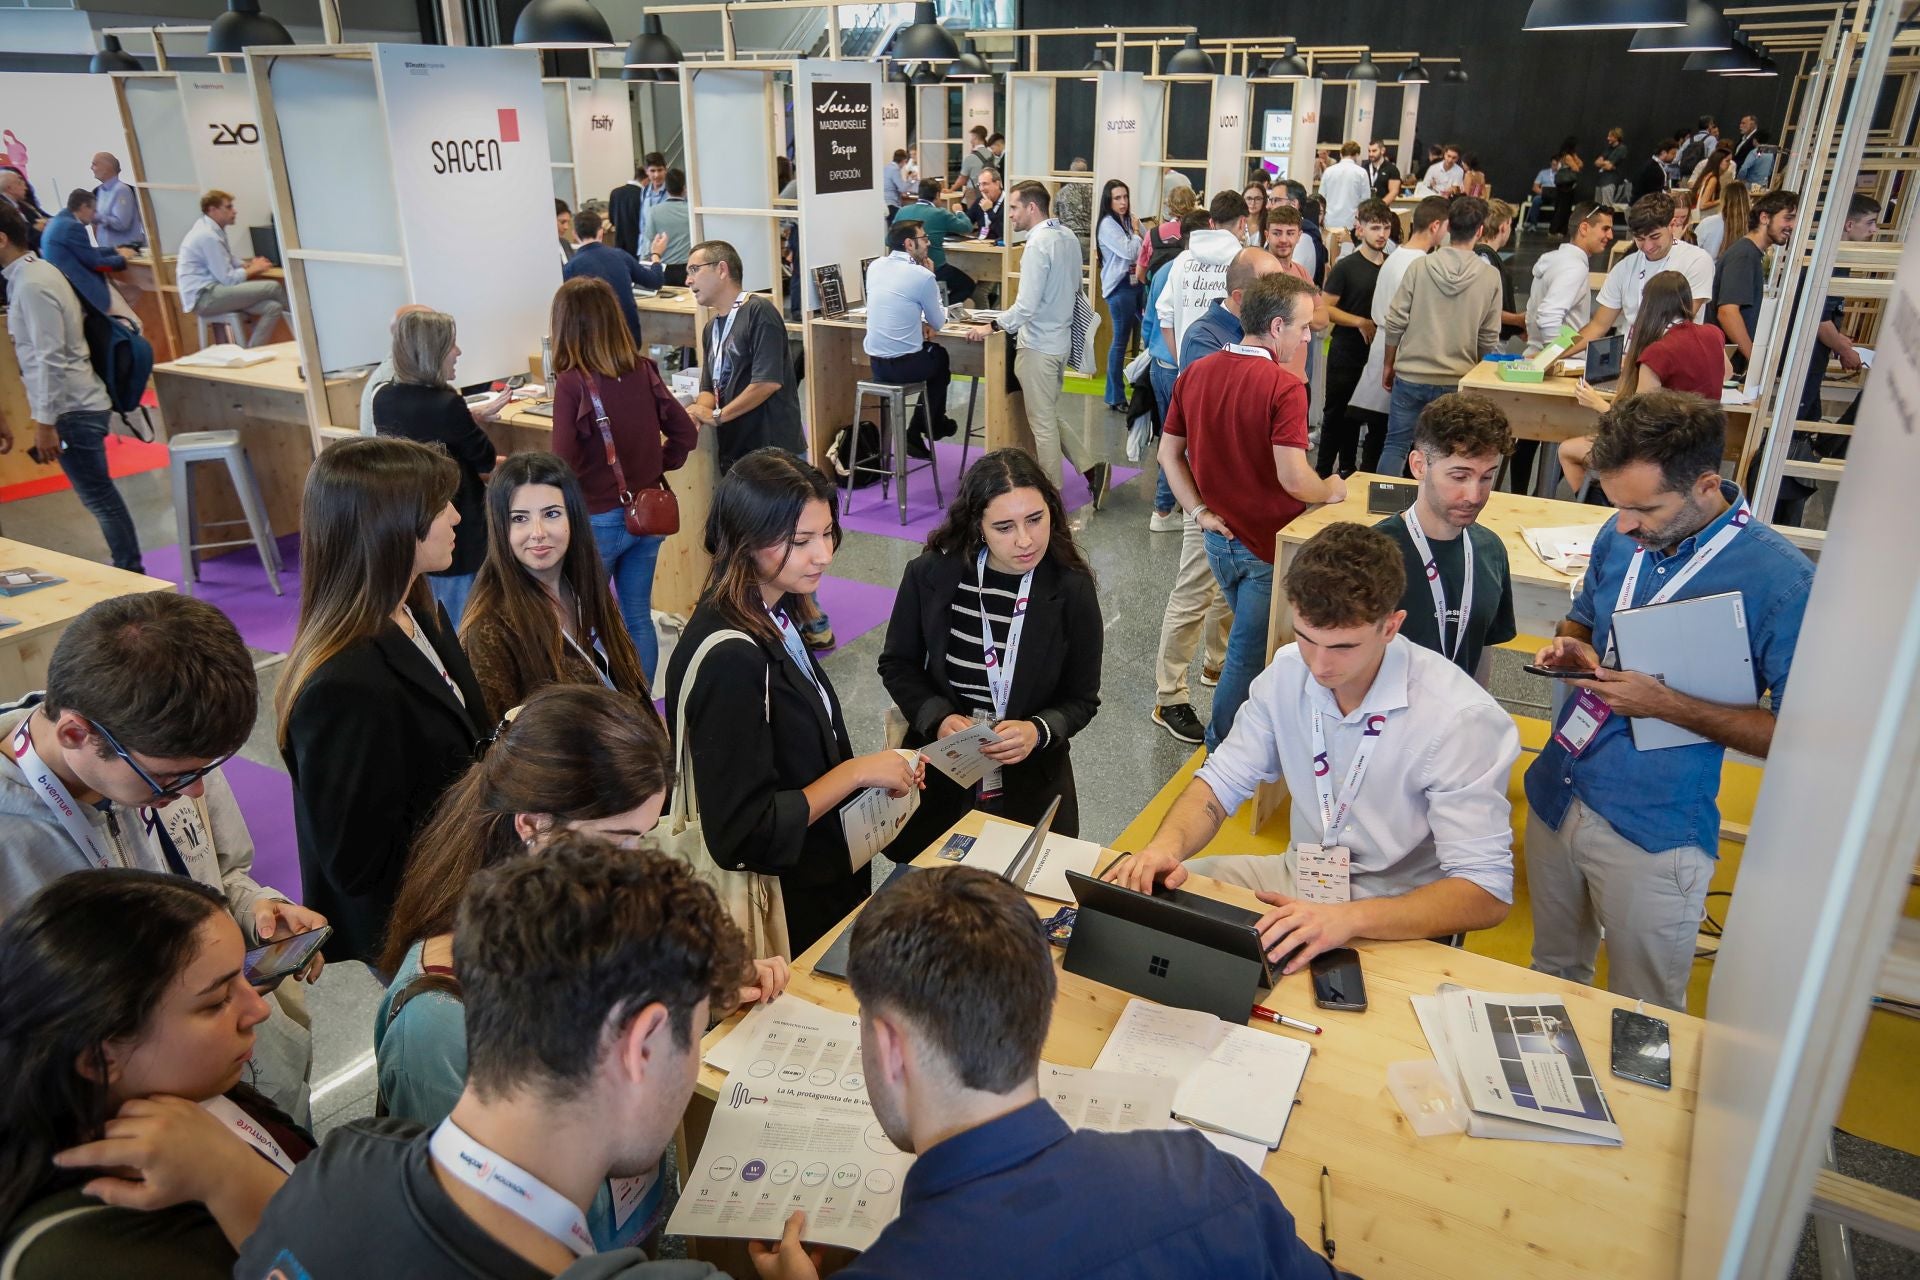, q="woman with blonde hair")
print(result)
[277,436,486,966]
[1696,180,1749,260]
[549,276,698,678]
